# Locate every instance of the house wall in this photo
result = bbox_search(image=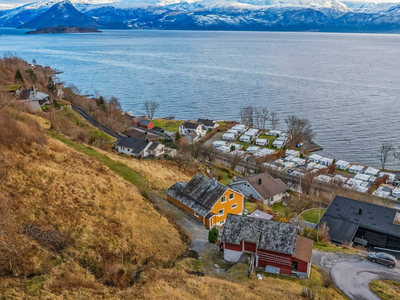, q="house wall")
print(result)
[292,258,309,274]
[225,241,243,252]
[244,242,257,253]
[256,249,293,275]
[117,146,133,155]
[224,246,243,262]
[268,192,284,205]
[209,189,243,226]
[167,195,205,224]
